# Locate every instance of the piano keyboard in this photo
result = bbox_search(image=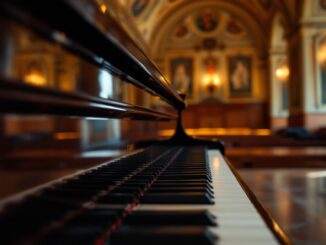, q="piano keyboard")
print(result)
[0,146,285,245]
